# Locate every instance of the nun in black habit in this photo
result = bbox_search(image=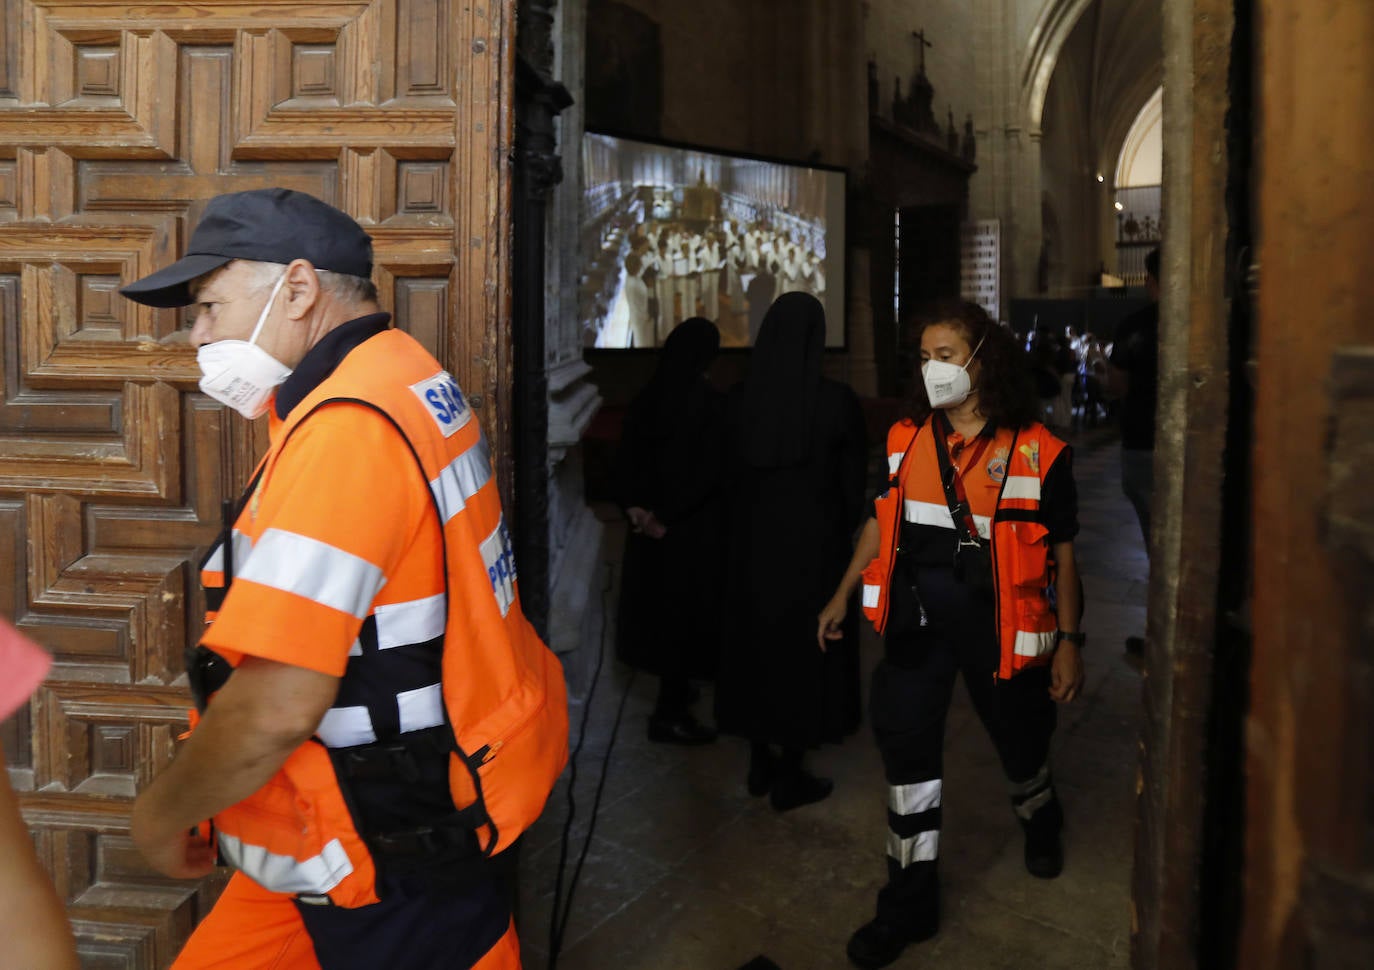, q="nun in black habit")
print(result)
[614,317,726,744]
[716,292,868,811]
